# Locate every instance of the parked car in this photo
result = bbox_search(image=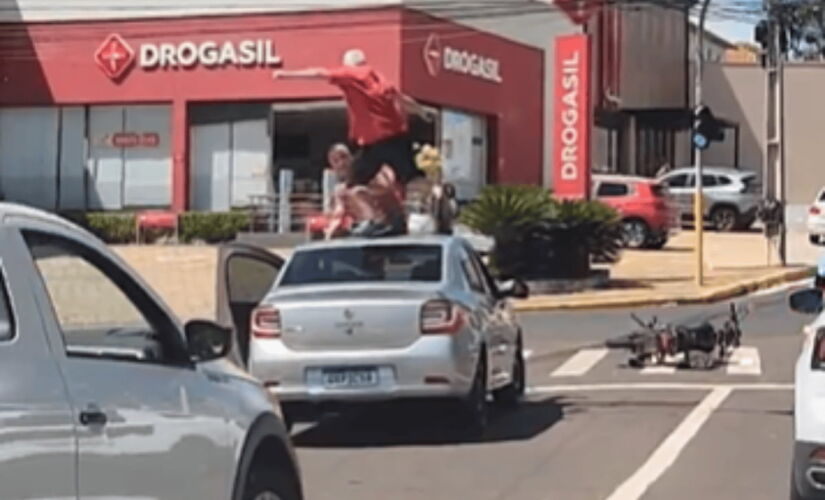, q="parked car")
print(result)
[592,174,680,249]
[807,187,825,245]
[0,203,303,500]
[657,166,761,231]
[787,287,825,499]
[216,236,529,436]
